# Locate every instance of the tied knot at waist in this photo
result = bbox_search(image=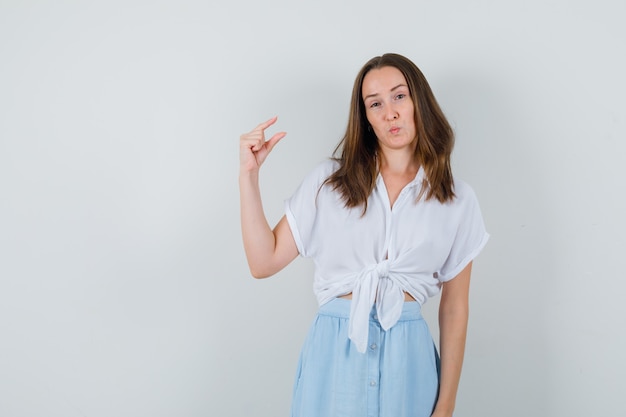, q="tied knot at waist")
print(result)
[347,259,412,353]
[375,260,389,278]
